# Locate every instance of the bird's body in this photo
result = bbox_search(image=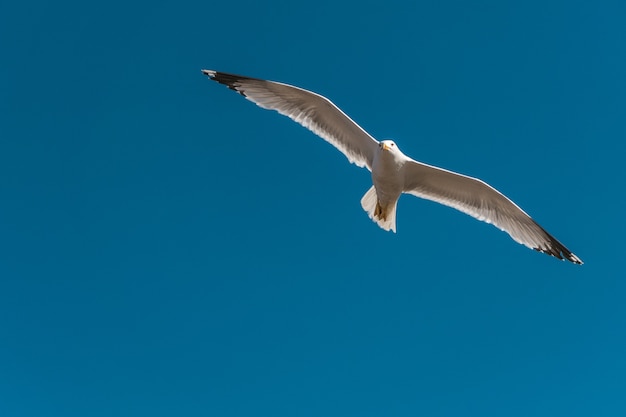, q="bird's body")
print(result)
[202,69,583,264]
[365,140,406,232]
